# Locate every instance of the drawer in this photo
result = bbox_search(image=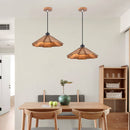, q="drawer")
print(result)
[107,113,128,130]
